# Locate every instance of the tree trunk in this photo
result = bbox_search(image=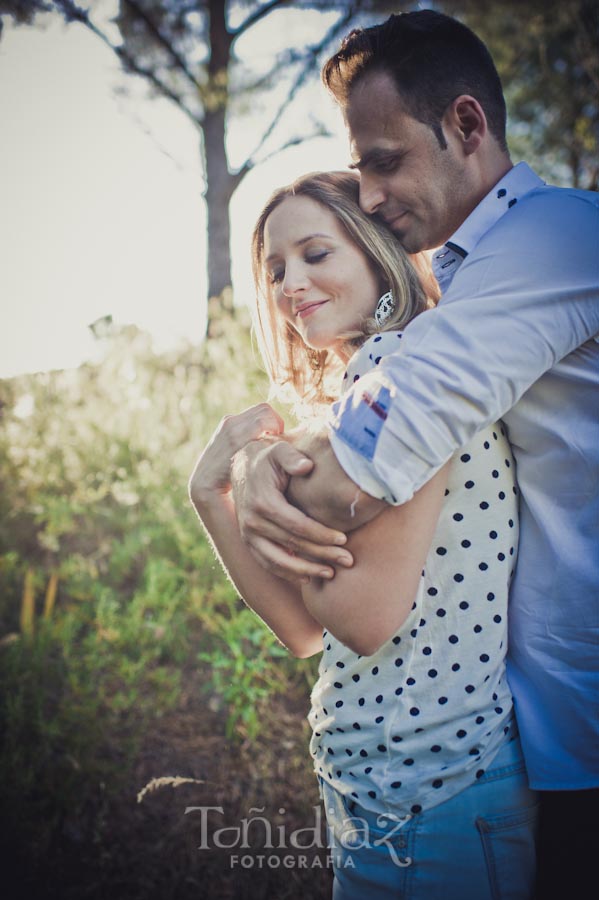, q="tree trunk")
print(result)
[204,110,234,306]
[204,0,235,324]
